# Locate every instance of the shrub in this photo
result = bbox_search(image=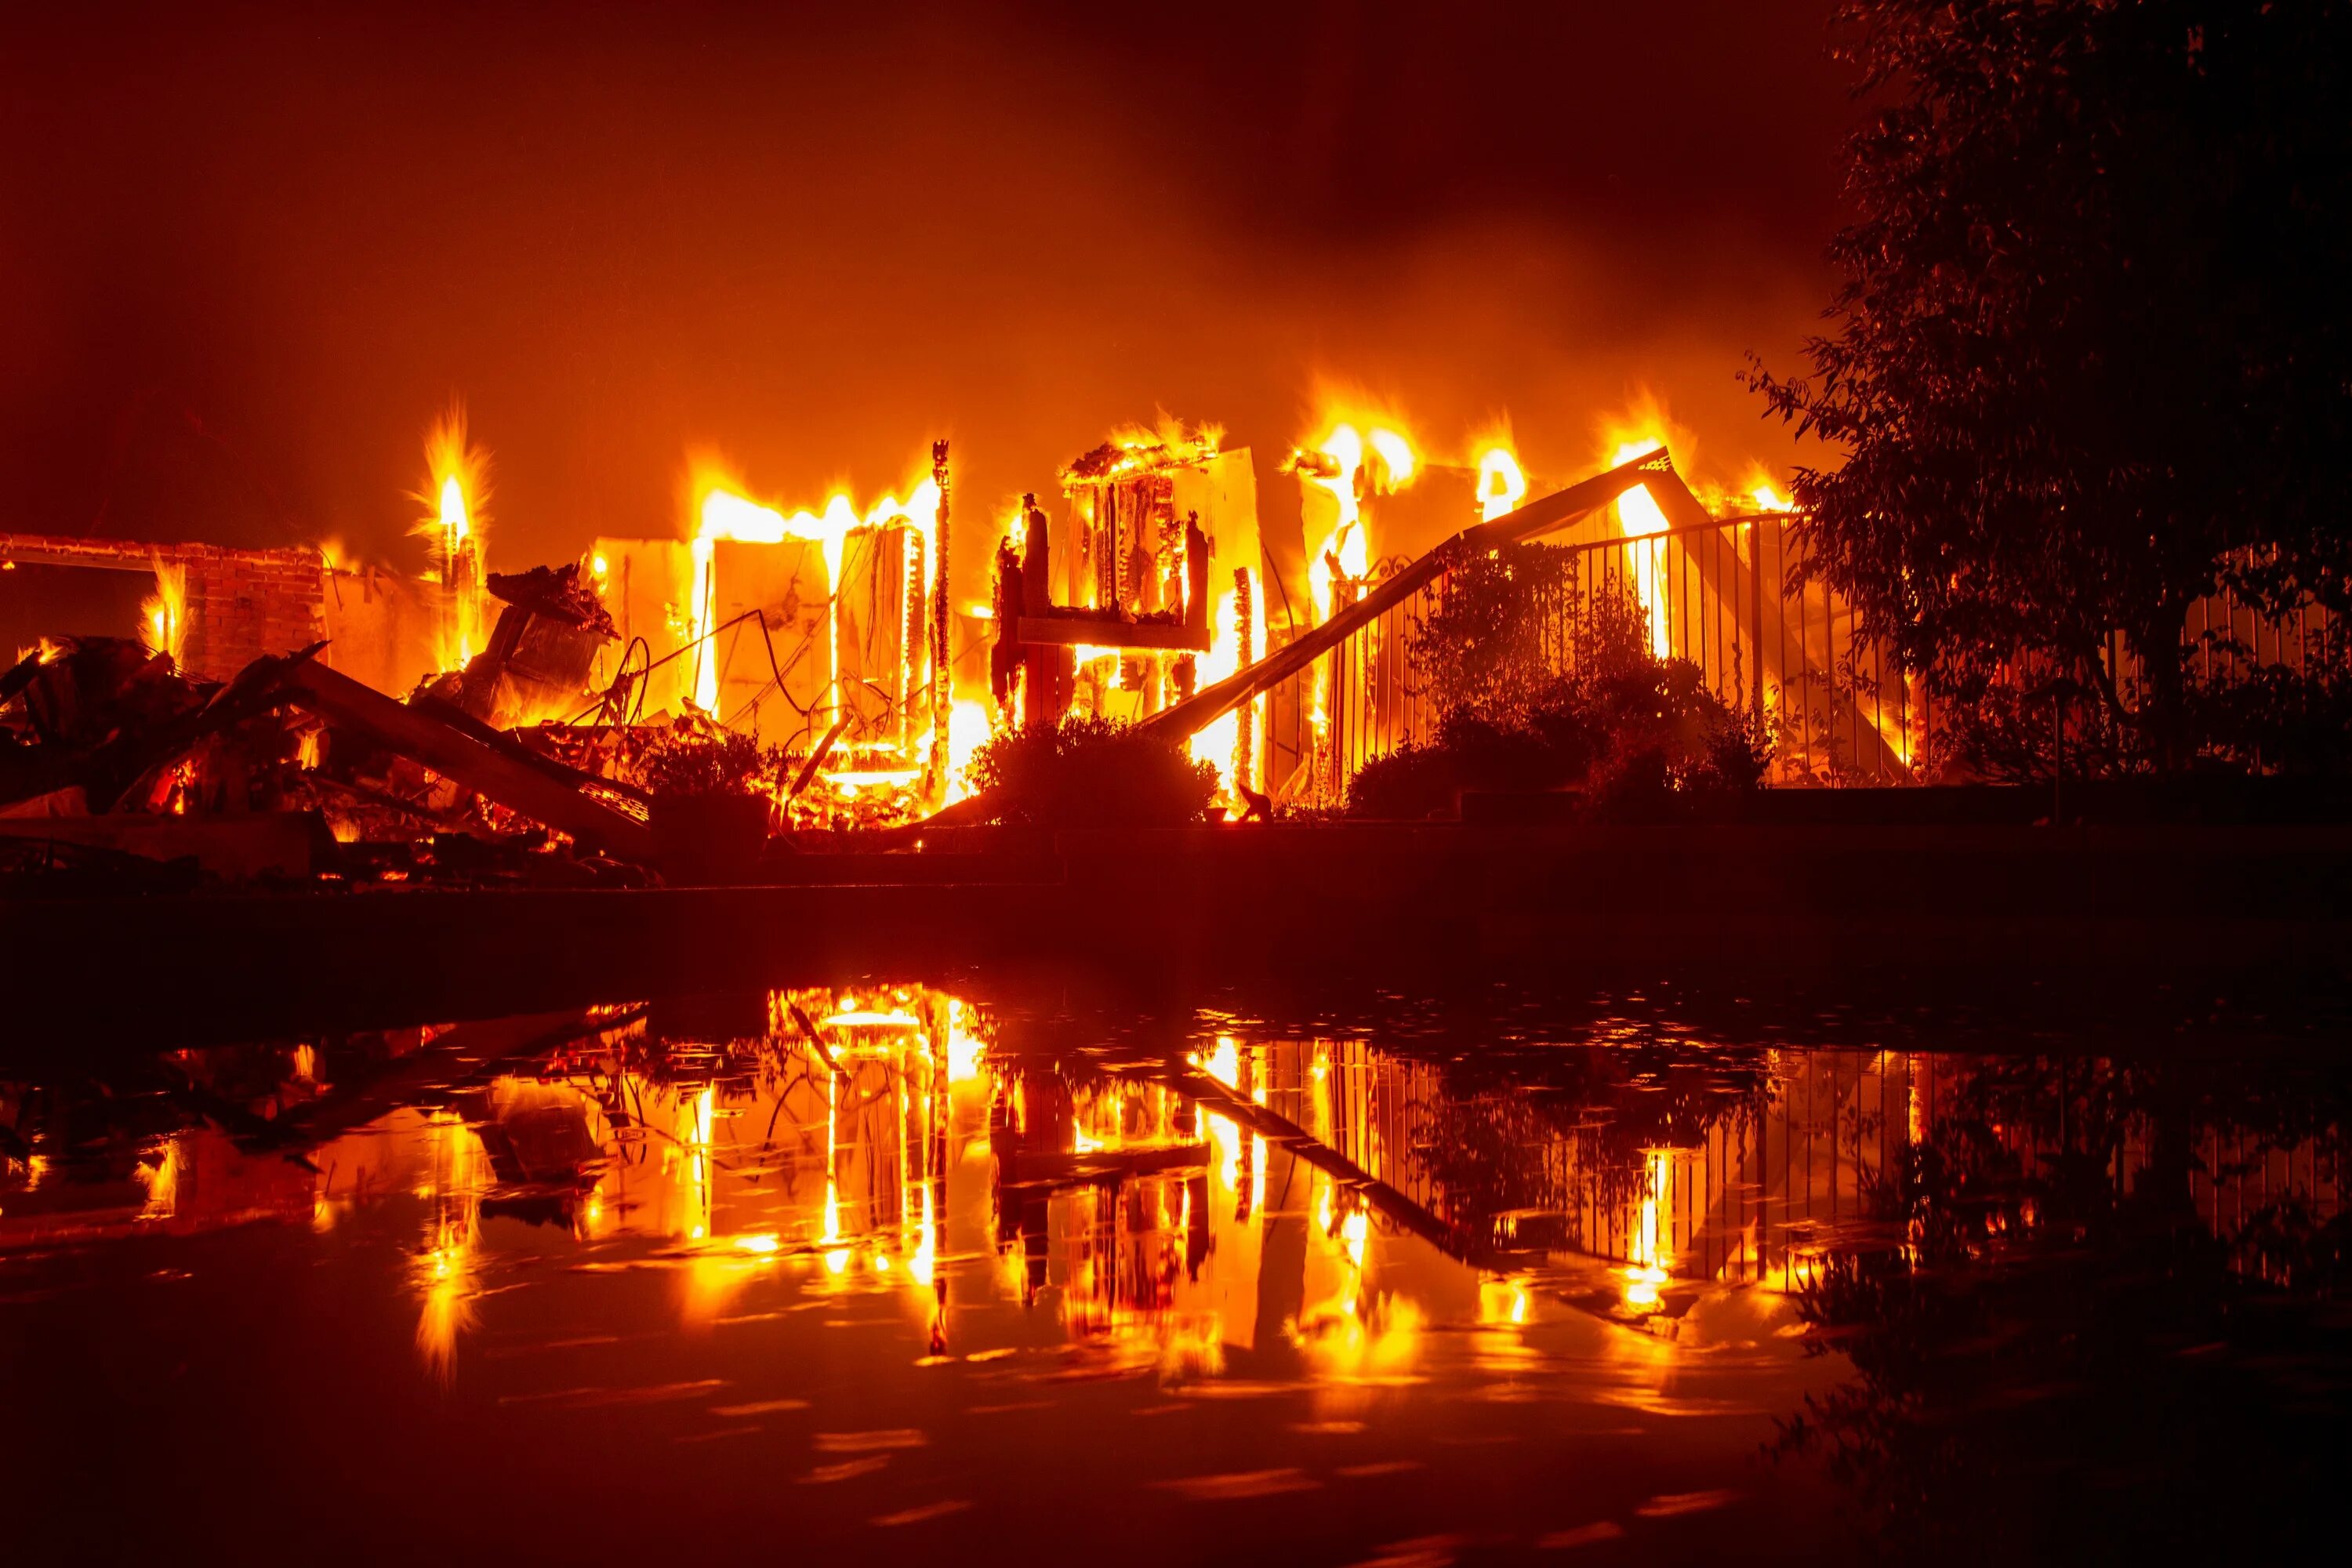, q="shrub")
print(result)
[969,714,1218,828]
[635,728,771,800]
[1347,579,1768,818]
[1918,623,2352,784]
